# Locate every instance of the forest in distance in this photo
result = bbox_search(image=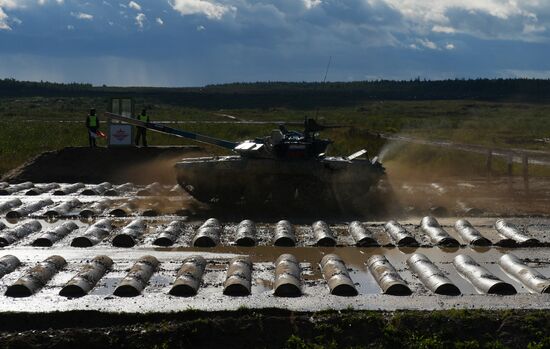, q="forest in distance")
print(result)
[2,78,550,108]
